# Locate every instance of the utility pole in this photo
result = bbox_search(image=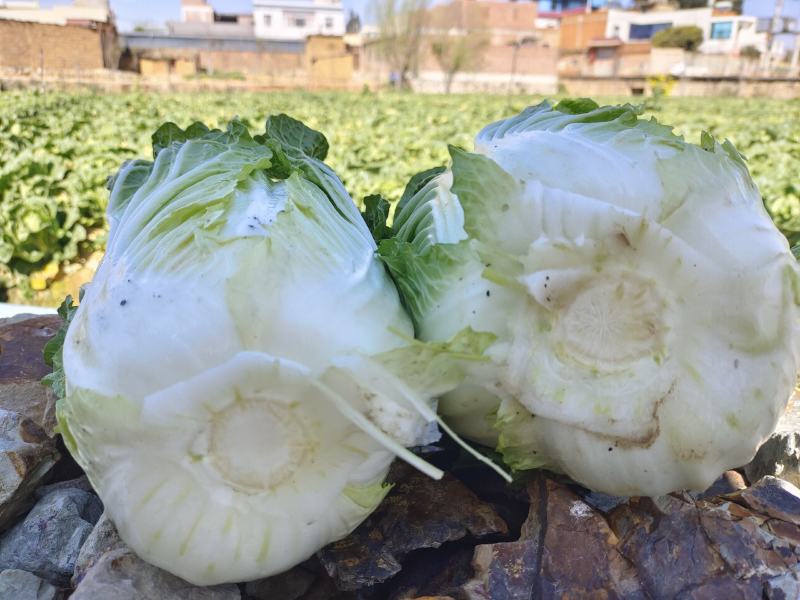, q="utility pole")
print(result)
[766,0,784,73]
